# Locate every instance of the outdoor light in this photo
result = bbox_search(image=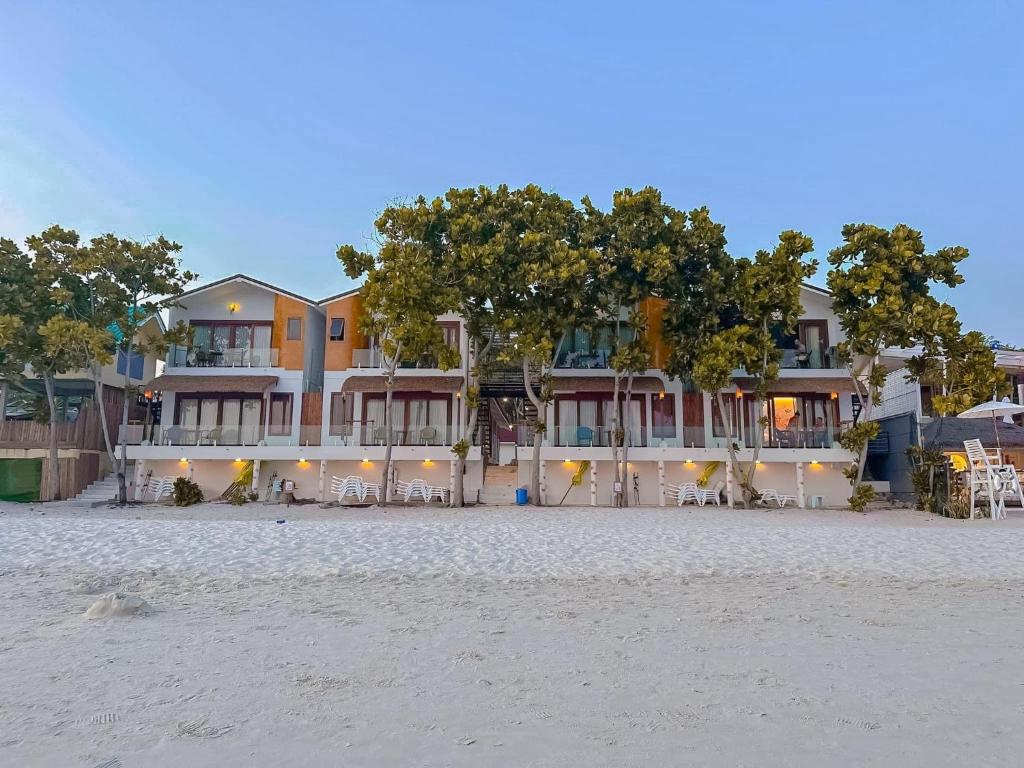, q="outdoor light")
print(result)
[179,457,189,465]
[810,460,820,466]
[735,389,743,399]
[756,460,763,466]
[658,391,665,400]
[361,456,371,465]
[456,391,461,399]
[422,459,434,467]
[830,391,839,400]
[227,302,240,313]
[684,459,695,467]
[234,458,244,464]
[502,396,509,402]
[563,458,572,464]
